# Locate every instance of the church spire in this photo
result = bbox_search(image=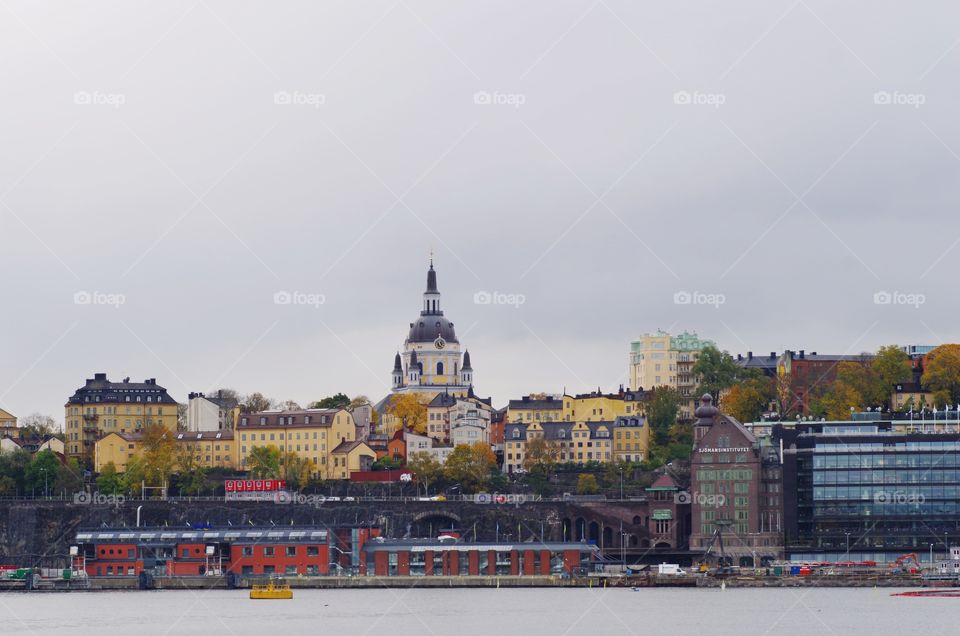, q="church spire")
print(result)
[423,257,441,314]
